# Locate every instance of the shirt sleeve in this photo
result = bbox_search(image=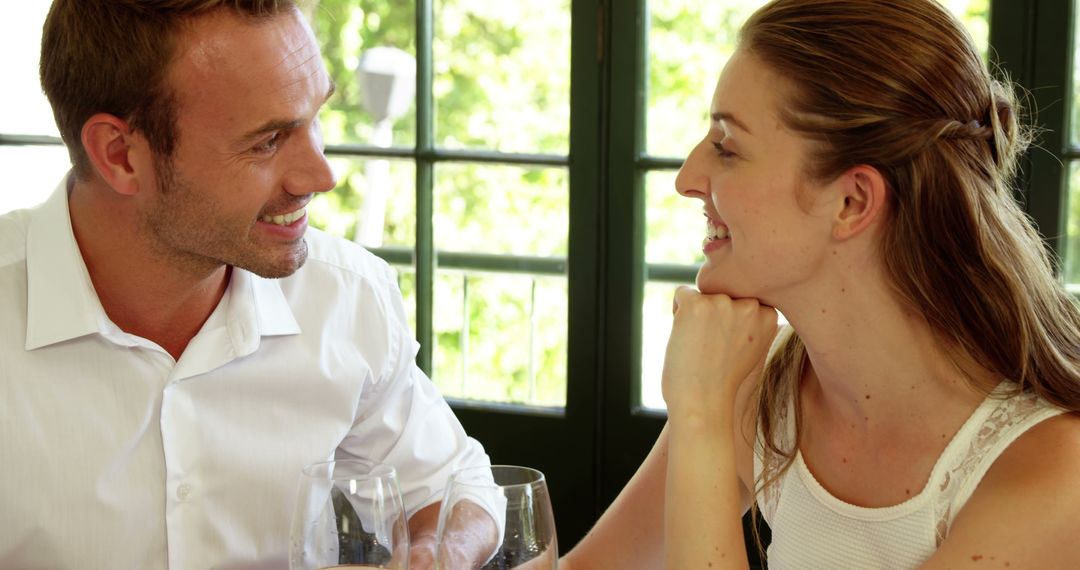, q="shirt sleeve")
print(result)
[333,266,492,517]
